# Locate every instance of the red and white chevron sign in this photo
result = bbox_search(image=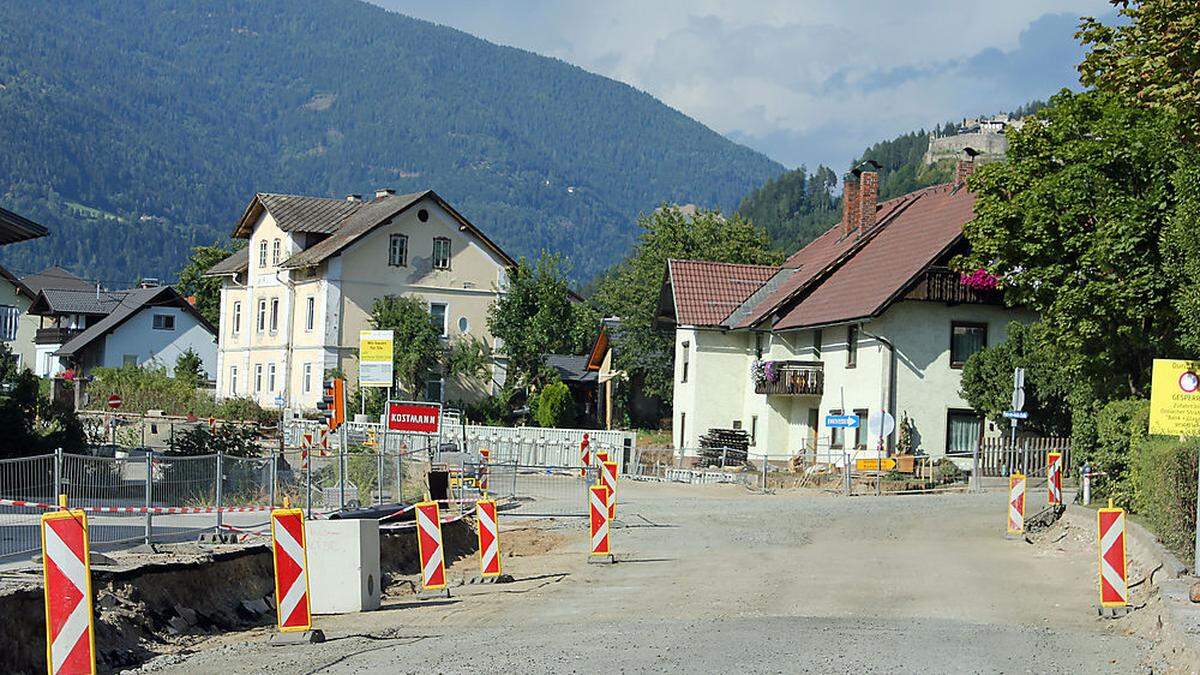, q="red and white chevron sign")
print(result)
[589,484,611,557]
[1007,473,1025,535]
[476,499,501,578]
[41,509,97,675]
[600,460,619,520]
[415,501,447,590]
[1098,506,1128,607]
[270,509,312,632]
[1047,452,1063,505]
